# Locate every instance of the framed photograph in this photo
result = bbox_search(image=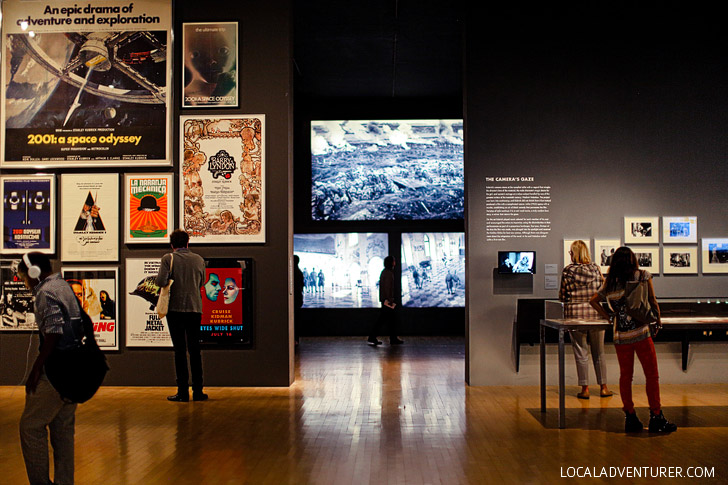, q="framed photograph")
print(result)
[62,267,119,351]
[624,217,659,244]
[60,174,119,262]
[0,174,55,254]
[1,0,173,167]
[662,246,698,275]
[563,238,590,266]
[627,246,660,274]
[182,22,238,108]
[124,173,174,244]
[180,115,265,244]
[702,238,728,274]
[594,239,621,274]
[0,259,37,331]
[125,258,172,348]
[662,216,697,243]
[200,258,253,346]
